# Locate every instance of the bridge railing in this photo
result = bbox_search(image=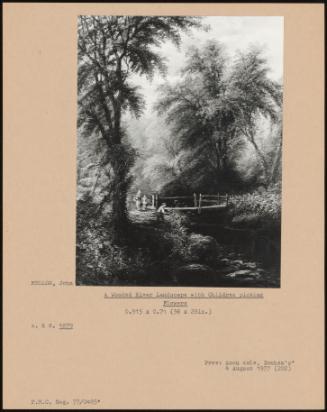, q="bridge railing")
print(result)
[153,193,198,208]
[155,193,229,213]
[198,193,229,213]
[129,192,230,212]
[130,191,268,213]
